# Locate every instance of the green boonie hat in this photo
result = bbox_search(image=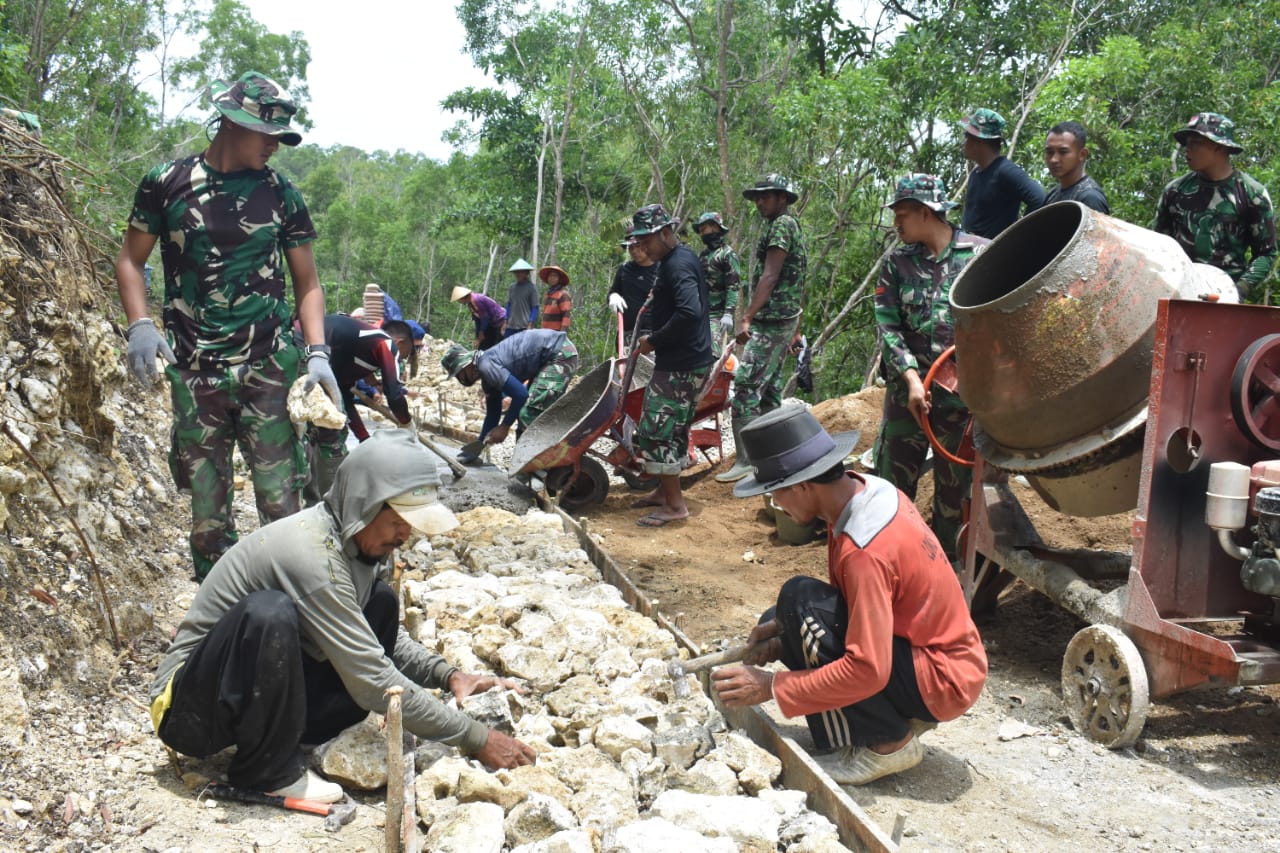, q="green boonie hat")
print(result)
[885,173,956,214]
[508,258,534,273]
[960,108,1006,140]
[209,71,302,146]
[1174,112,1243,154]
[441,344,477,379]
[742,174,799,203]
[630,203,678,236]
[693,211,728,232]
